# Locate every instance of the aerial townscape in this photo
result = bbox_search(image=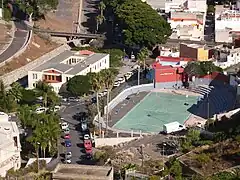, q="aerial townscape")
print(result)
[1,0,240,179]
